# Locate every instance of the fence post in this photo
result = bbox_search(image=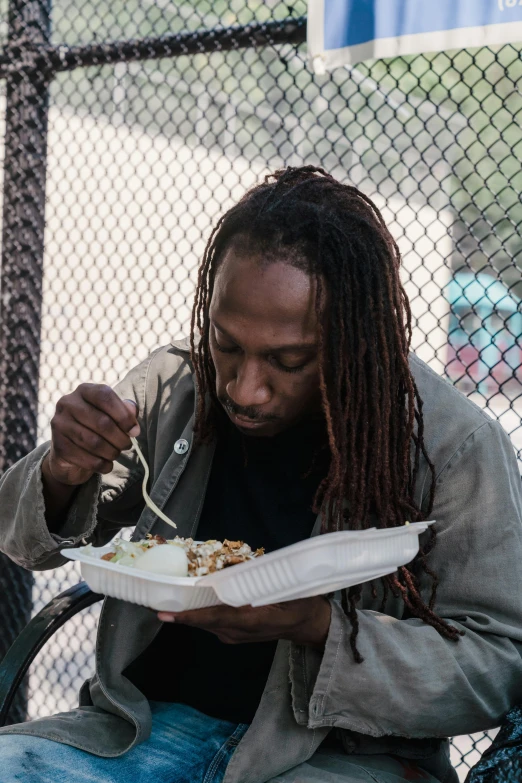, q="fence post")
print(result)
[0,0,52,724]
